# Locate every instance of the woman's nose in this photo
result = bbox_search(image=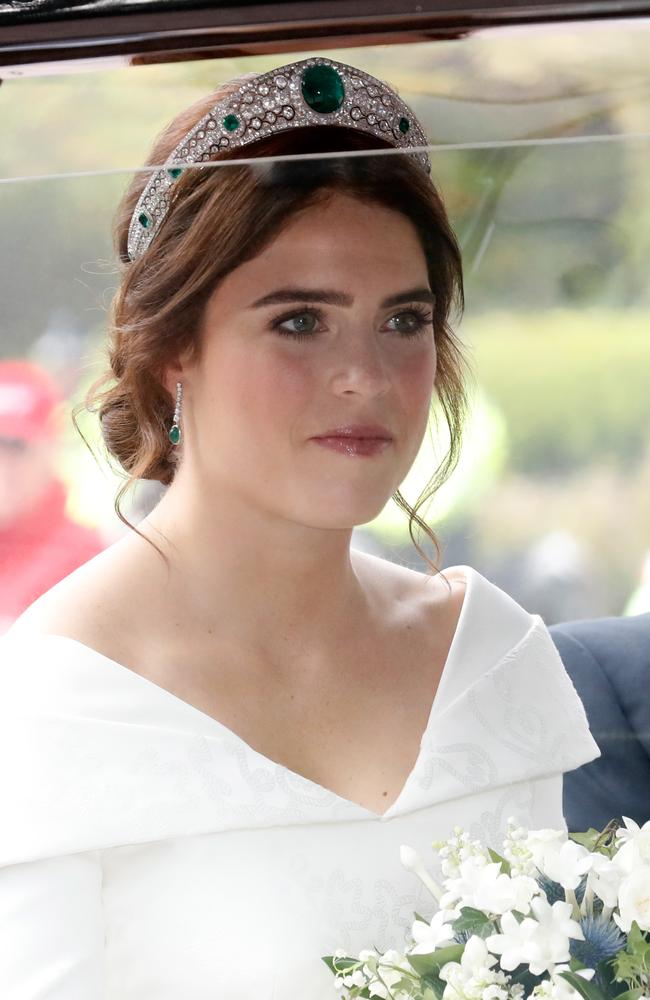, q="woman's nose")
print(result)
[327,337,392,396]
